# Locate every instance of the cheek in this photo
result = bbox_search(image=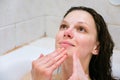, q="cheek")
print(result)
[75,35,96,57]
[55,31,63,48]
